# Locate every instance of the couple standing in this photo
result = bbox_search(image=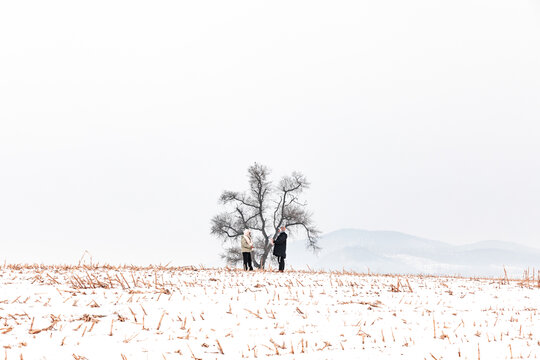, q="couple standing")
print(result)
[241,227,288,272]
